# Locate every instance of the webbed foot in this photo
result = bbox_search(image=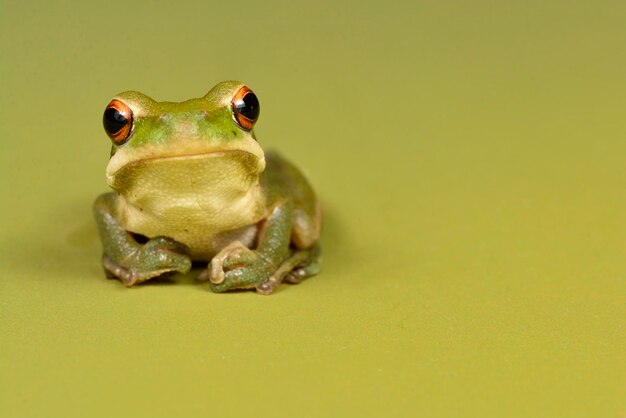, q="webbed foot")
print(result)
[102,236,192,286]
[197,241,274,293]
[255,246,321,295]
[198,242,321,295]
